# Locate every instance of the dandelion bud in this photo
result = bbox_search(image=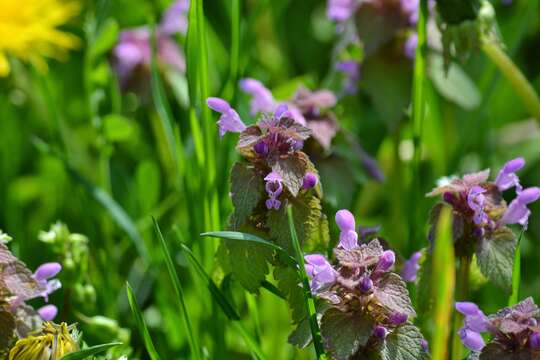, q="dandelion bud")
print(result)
[302,172,318,189]
[373,325,388,339]
[529,332,540,349]
[377,250,395,272]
